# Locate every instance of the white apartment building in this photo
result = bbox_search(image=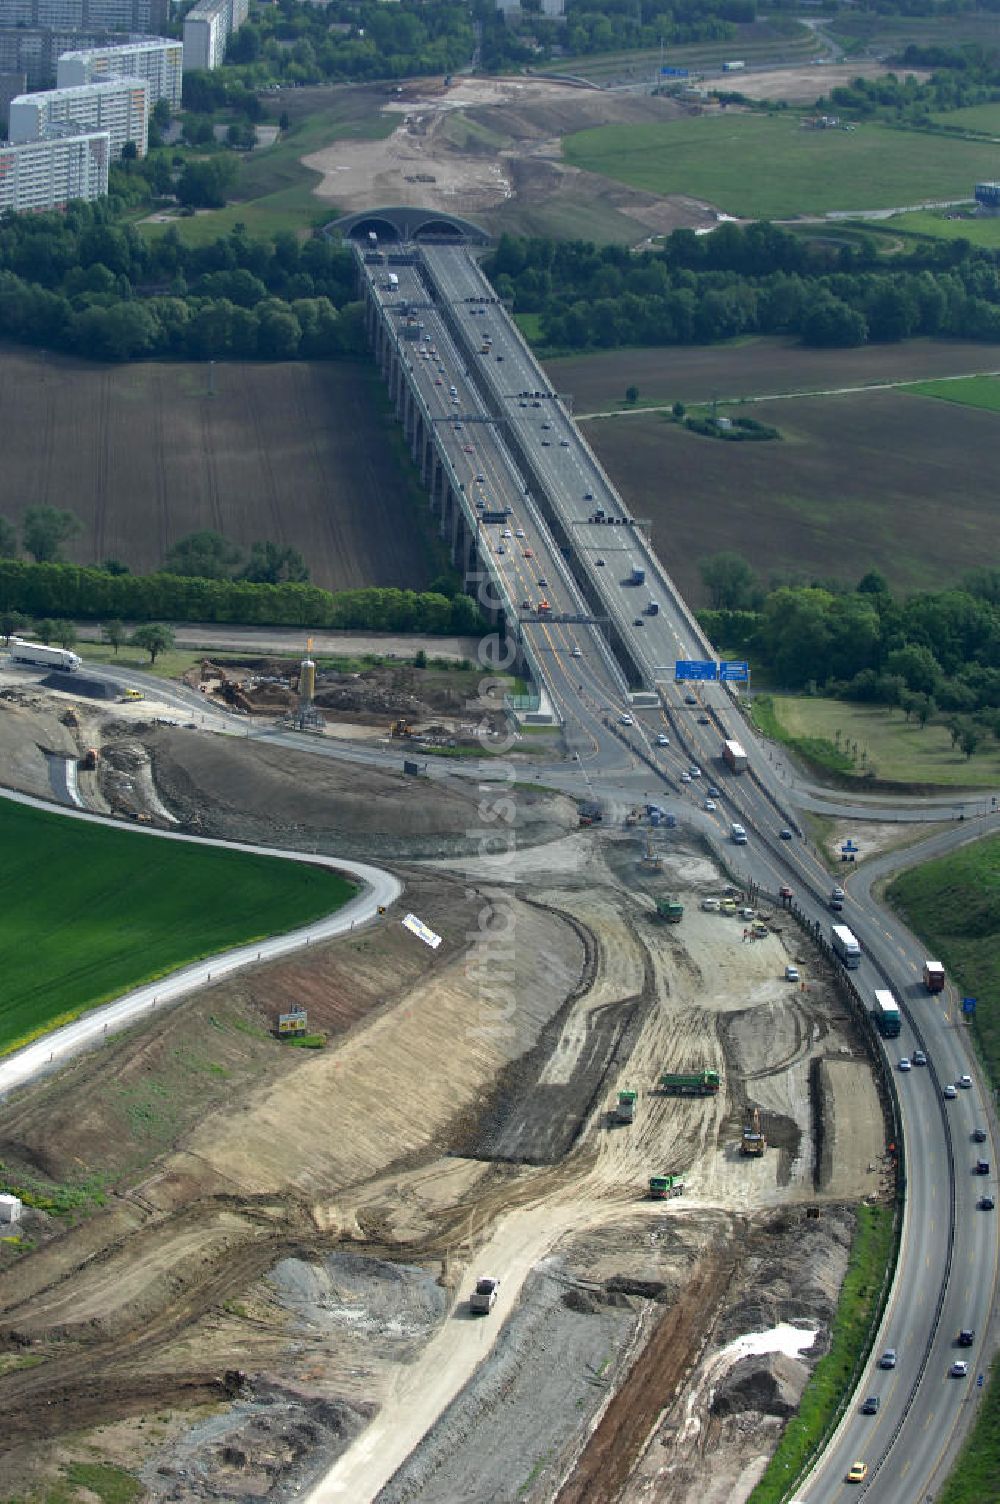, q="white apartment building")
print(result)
[57,36,181,109]
[9,74,148,156]
[0,127,108,211]
[183,0,248,72]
